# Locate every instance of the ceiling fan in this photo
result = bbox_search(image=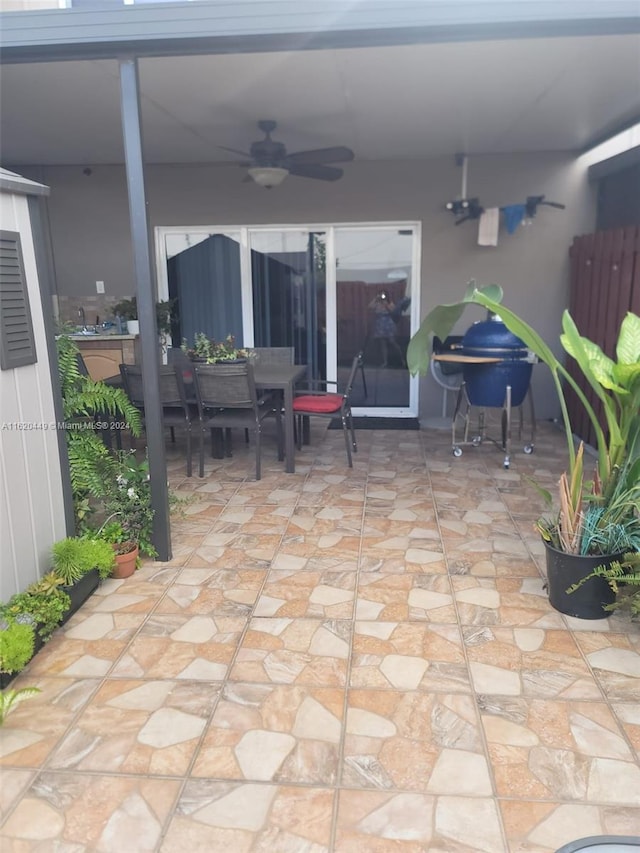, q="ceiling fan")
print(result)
[220,120,354,188]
